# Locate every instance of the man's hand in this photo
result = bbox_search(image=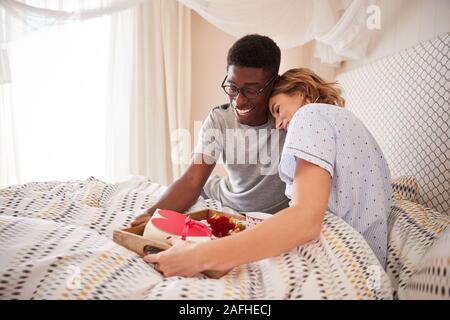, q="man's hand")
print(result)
[130,154,216,227]
[131,209,154,227]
